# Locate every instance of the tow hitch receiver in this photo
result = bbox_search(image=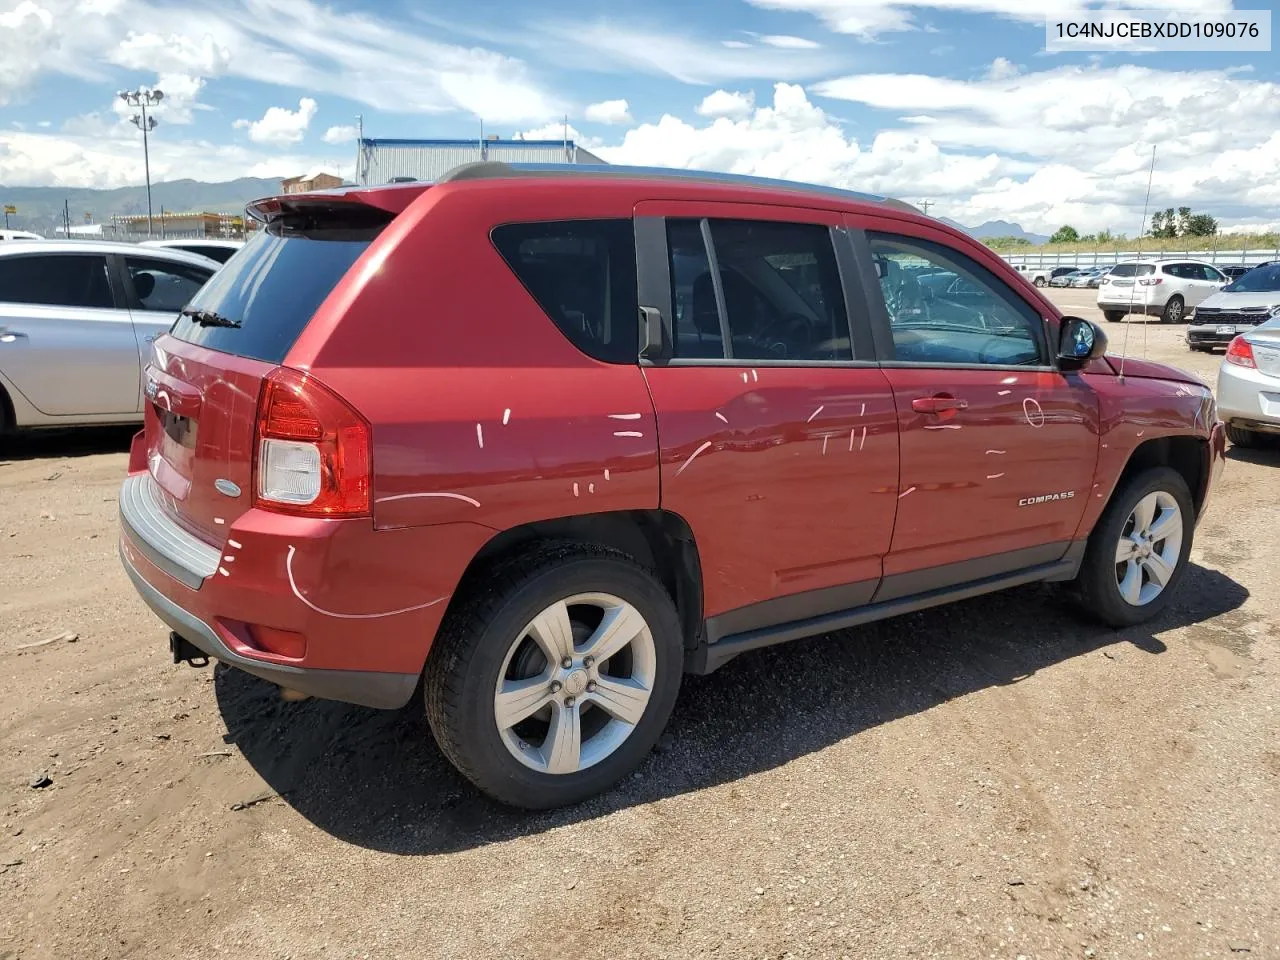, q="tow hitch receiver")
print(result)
[170,631,210,668]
